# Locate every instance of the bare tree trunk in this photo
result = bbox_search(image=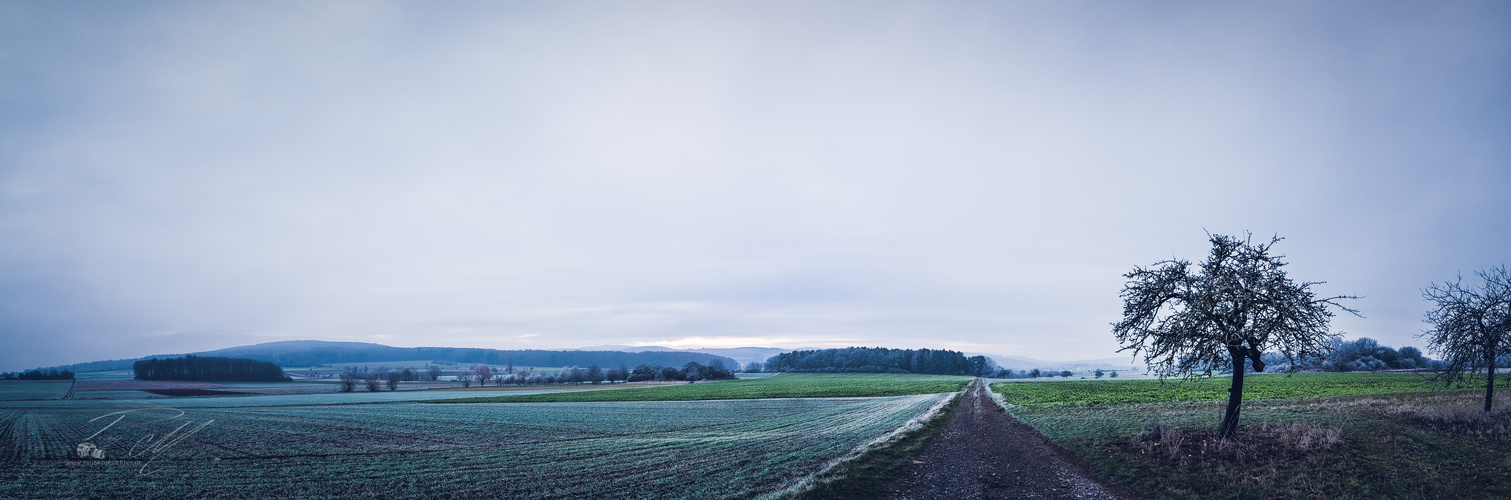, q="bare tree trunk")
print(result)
[1486,358,1497,413]
[1219,347,1246,439]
